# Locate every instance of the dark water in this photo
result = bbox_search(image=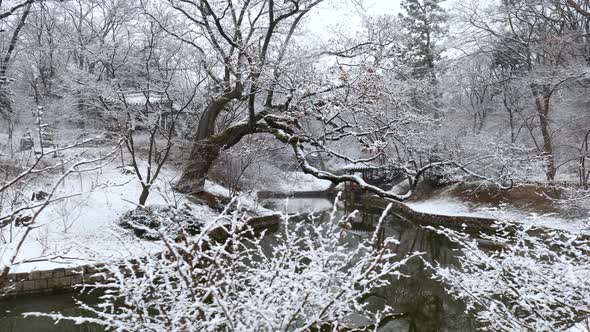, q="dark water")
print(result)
[262,197,480,332]
[0,197,479,332]
[353,213,478,331]
[0,292,104,332]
